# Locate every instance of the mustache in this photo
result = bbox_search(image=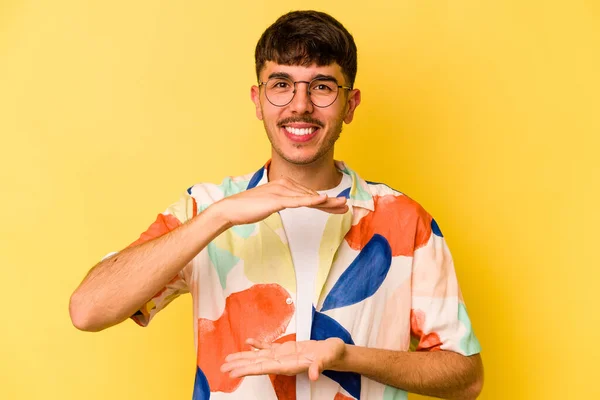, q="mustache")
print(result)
[277,117,324,128]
